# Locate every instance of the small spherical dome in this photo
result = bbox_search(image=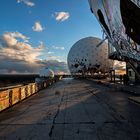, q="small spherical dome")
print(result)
[67,37,113,74]
[39,68,54,78]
